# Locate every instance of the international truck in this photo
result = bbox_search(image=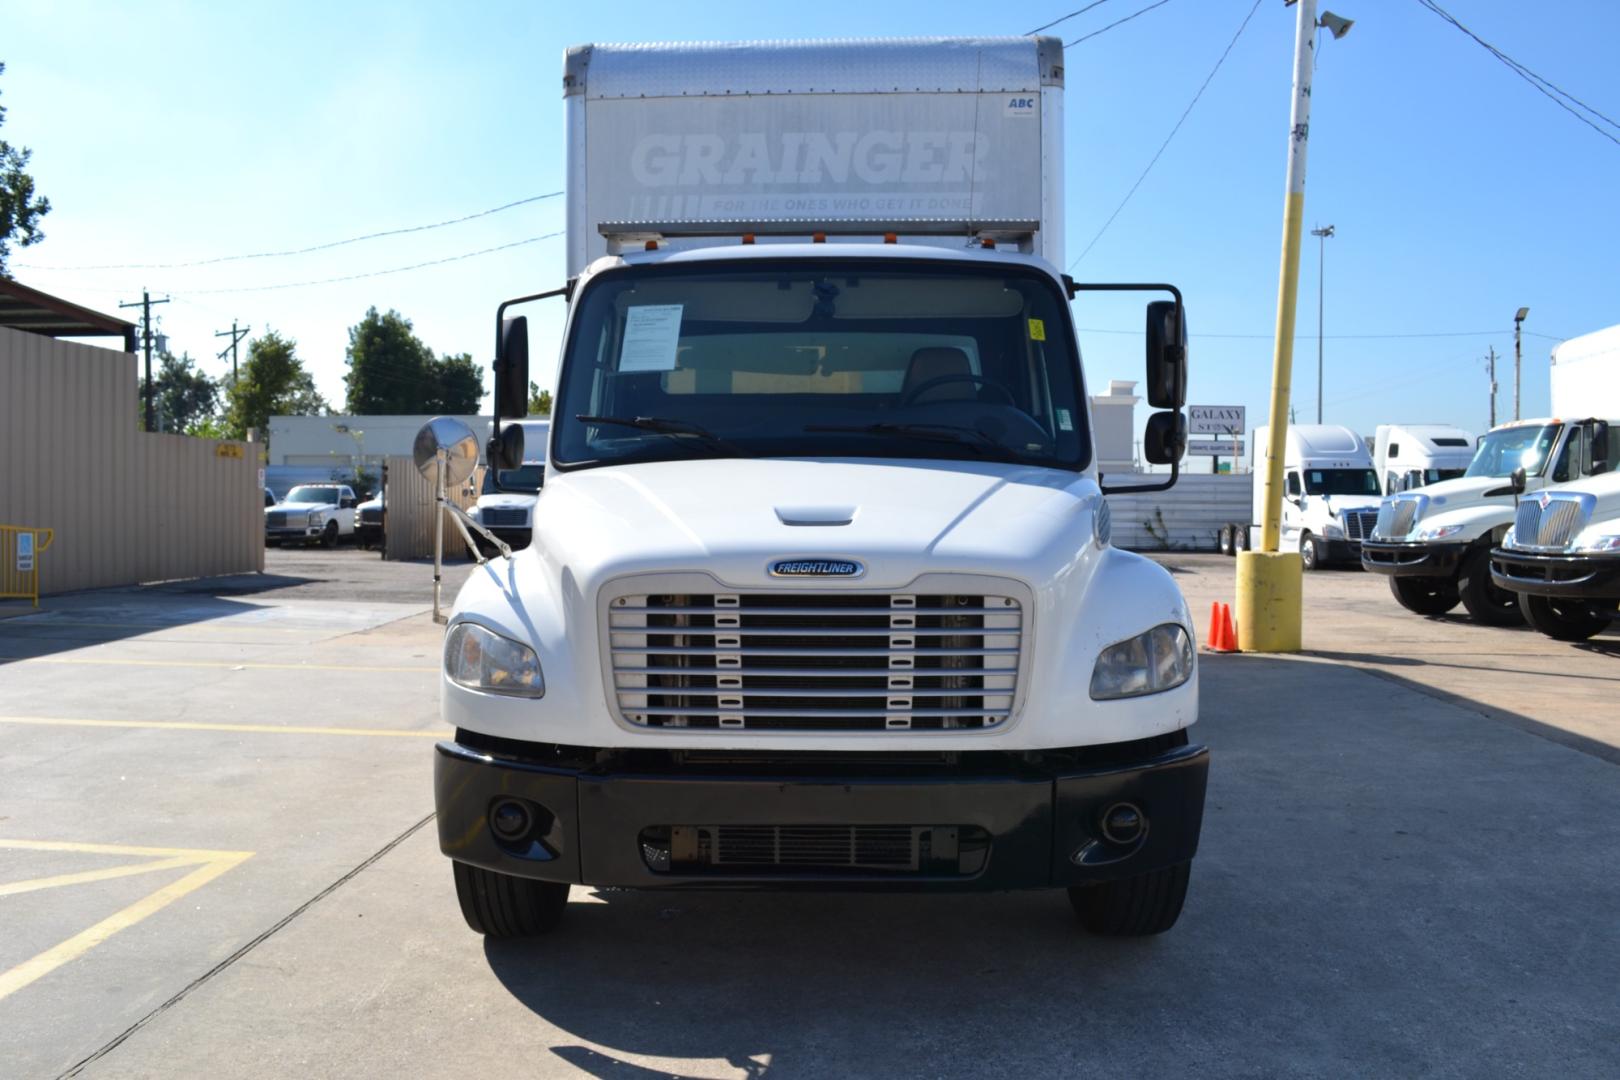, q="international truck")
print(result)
[432,37,1208,940]
[1489,325,1620,641]
[1363,324,1620,625]
[1217,424,1381,570]
[1373,424,1474,495]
